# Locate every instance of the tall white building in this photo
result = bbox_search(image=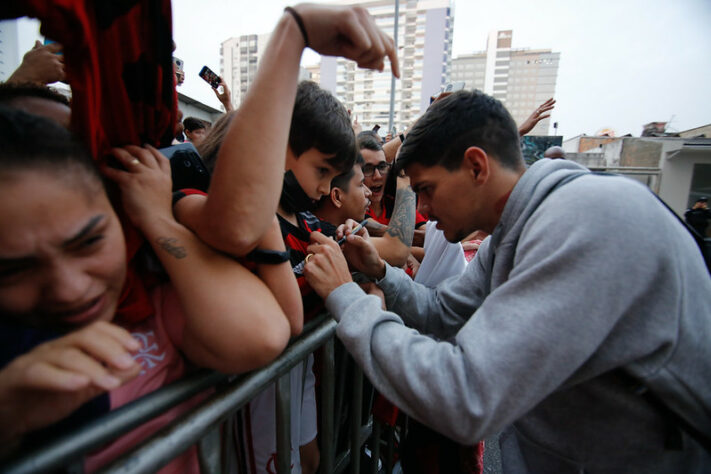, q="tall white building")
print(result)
[220,33,271,109]
[316,0,453,133]
[451,30,560,135]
